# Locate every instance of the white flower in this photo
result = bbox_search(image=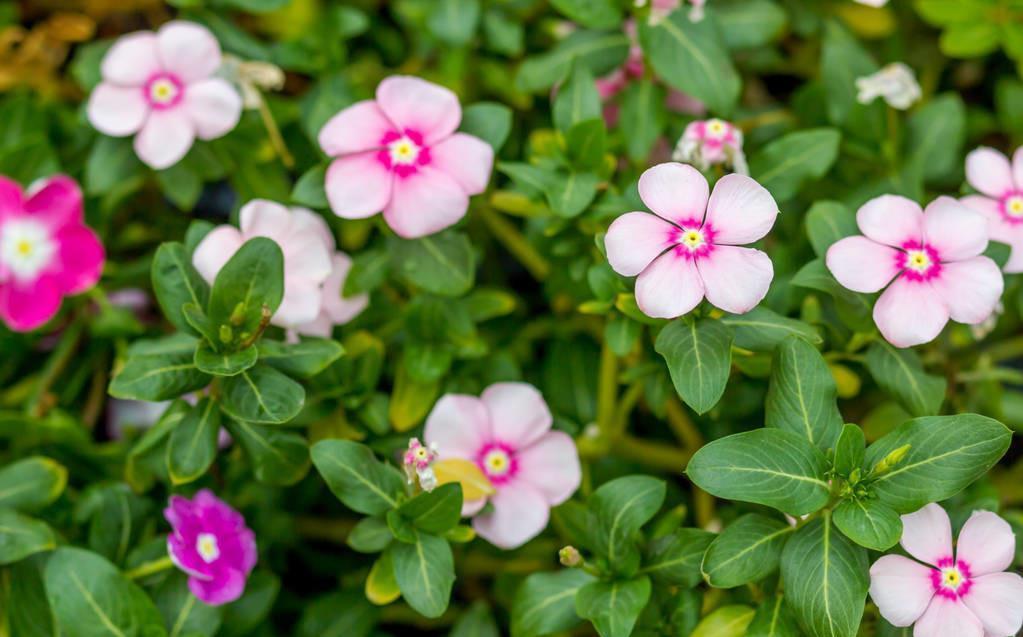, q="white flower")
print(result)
[856,63,921,110]
[853,0,888,6]
[221,54,285,109]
